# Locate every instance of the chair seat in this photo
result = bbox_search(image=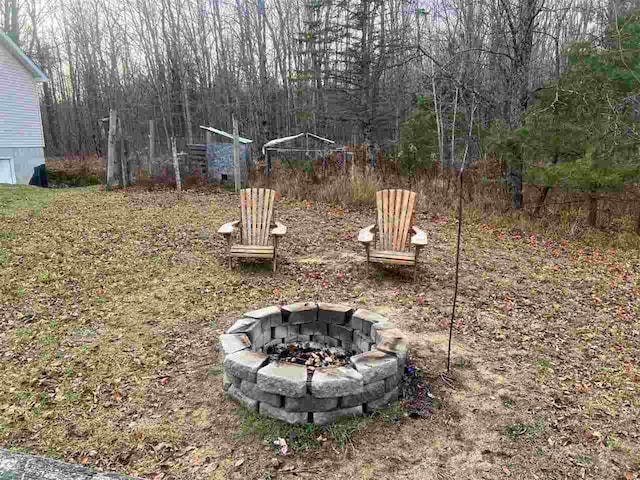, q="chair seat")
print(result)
[368,250,416,265]
[230,244,275,258]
